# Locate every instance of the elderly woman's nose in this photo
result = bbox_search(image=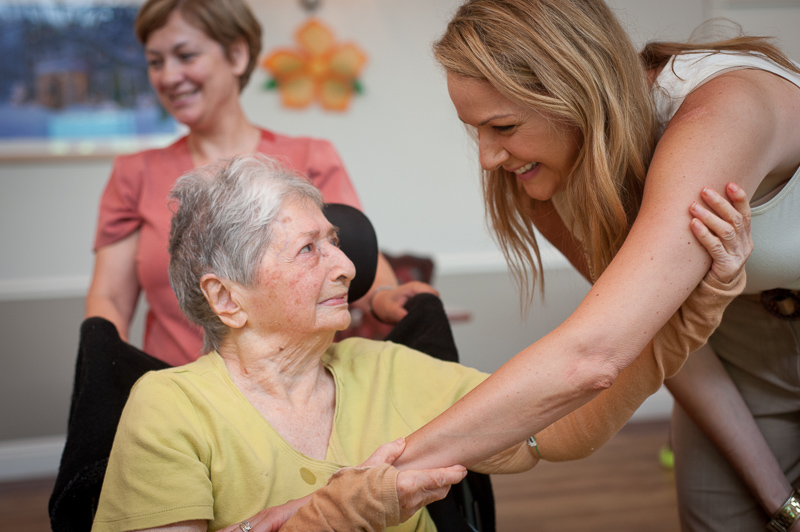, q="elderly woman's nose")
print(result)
[478,132,508,171]
[325,242,356,281]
